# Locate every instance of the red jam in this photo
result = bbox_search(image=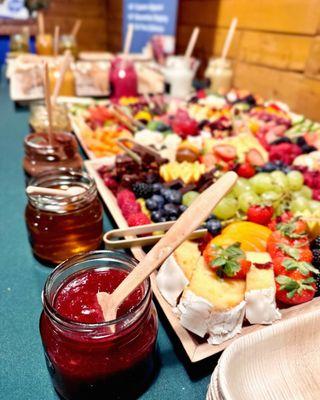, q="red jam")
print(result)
[40,266,158,400]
